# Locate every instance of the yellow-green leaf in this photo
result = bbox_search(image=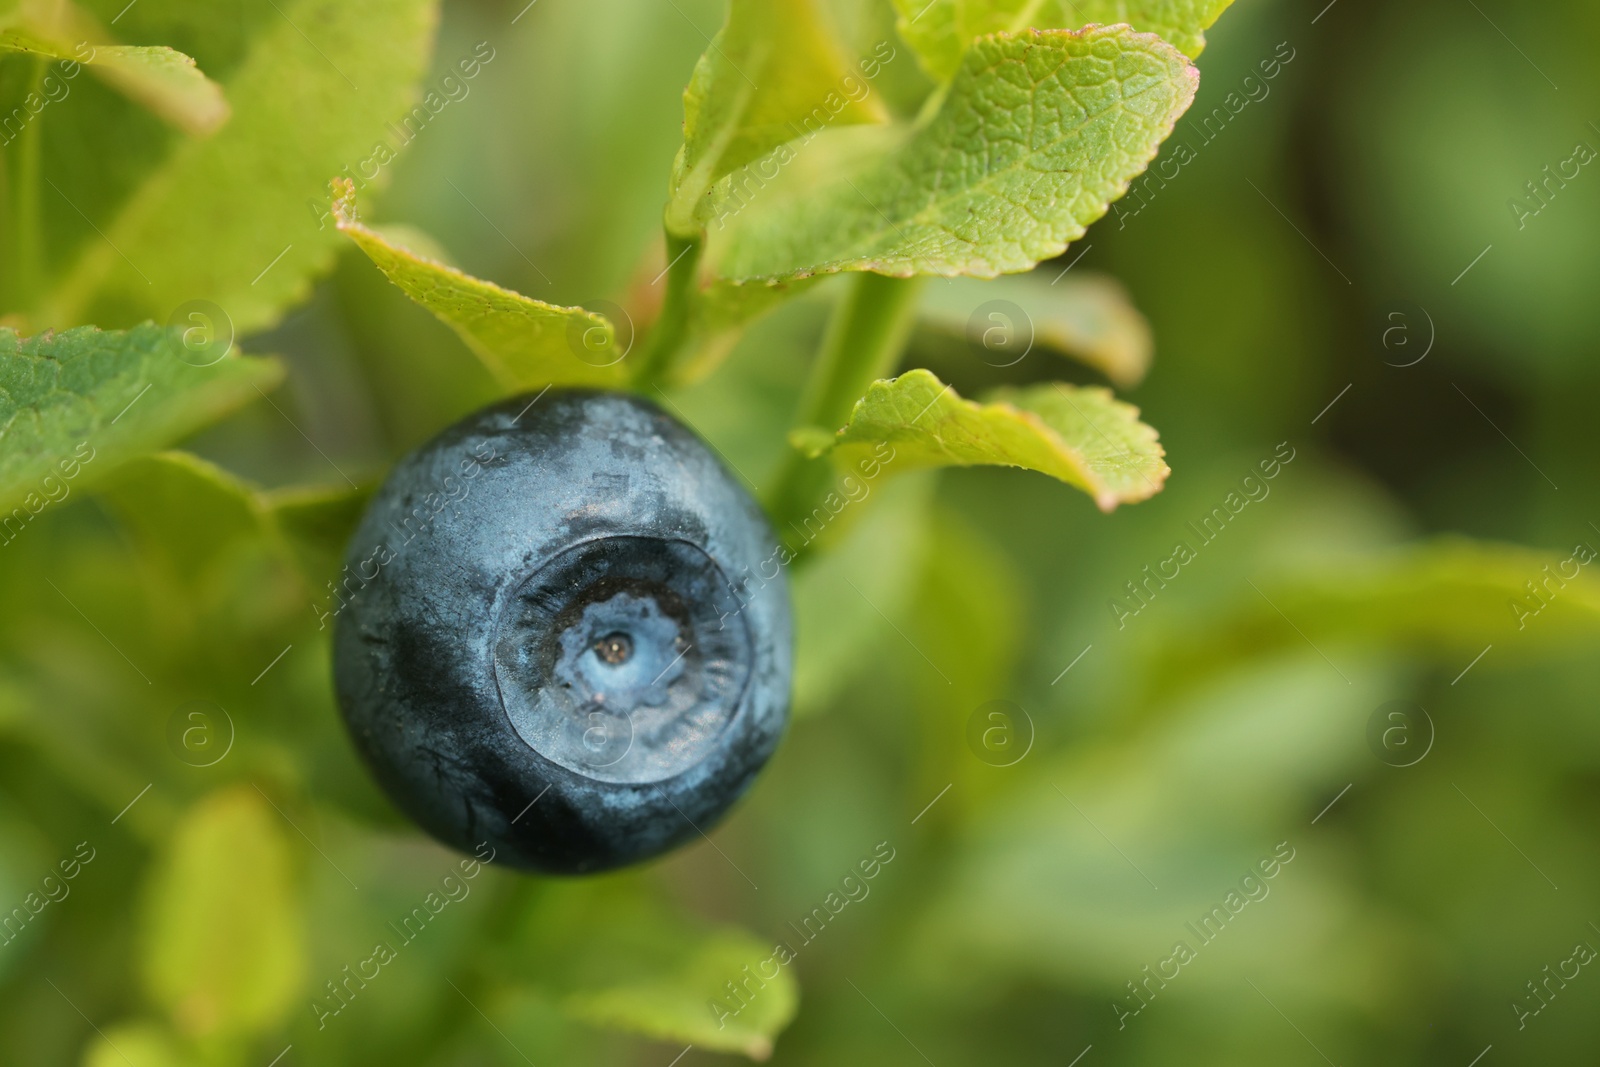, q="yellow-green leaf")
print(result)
[891,0,1234,81]
[79,43,230,134]
[561,928,797,1059]
[139,787,306,1039]
[707,27,1198,282]
[666,0,886,234]
[504,876,799,1060]
[39,0,438,335]
[0,8,228,135]
[1226,539,1600,654]
[97,452,272,577]
[919,272,1153,386]
[1071,0,1234,57]
[333,181,627,390]
[818,368,1167,511]
[96,451,362,599]
[264,480,373,588]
